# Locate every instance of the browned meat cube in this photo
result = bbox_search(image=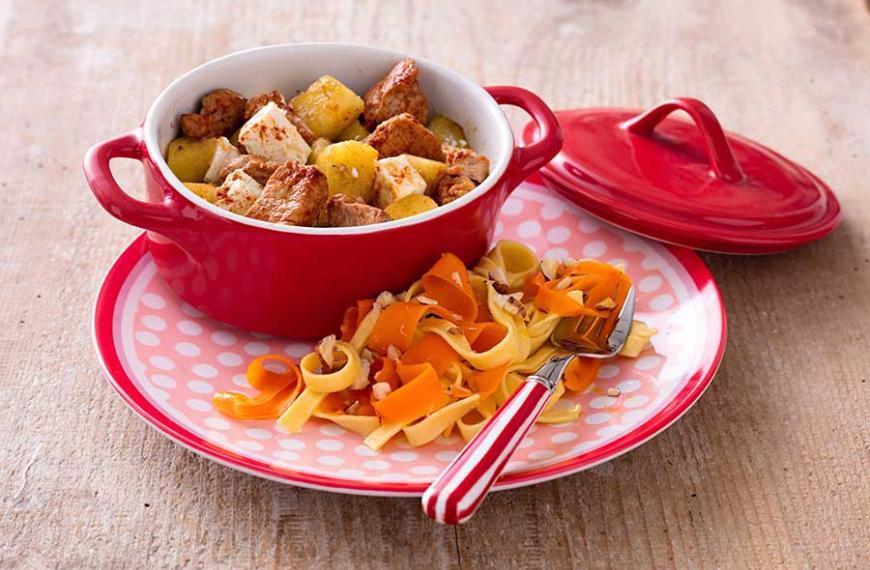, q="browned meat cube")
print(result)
[218,155,285,185]
[246,164,327,226]
[445,147,490,183]
[365,113,445,161]
[284,108,317,145]
[244,90,285,119]
[432,168,475,205]
[363,59,428,129]
[244,90,316,144]
[180,89,247,138]
[327,194,391,227]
